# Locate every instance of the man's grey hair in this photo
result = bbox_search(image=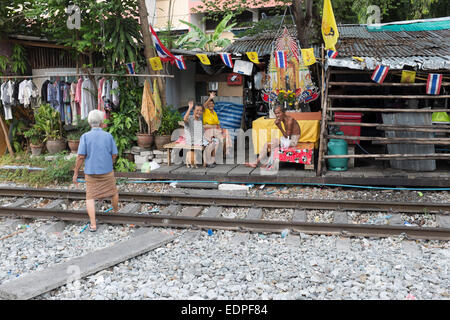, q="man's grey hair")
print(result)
[88,110,105,127]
